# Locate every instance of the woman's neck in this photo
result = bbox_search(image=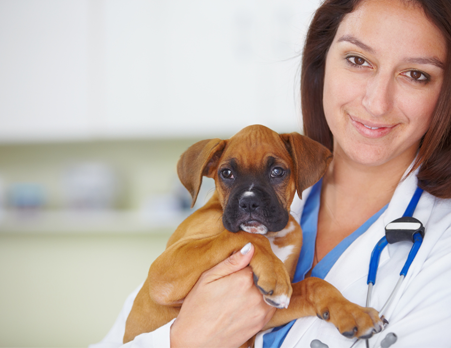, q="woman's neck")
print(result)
[314,148,415,264]
[323,146,415,205]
